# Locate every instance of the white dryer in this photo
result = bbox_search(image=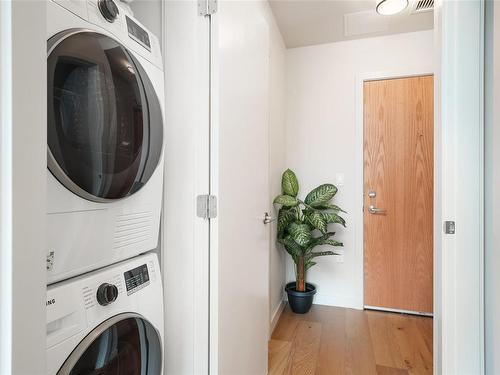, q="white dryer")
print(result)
[46,253,164,374]
[46,0,165,284]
